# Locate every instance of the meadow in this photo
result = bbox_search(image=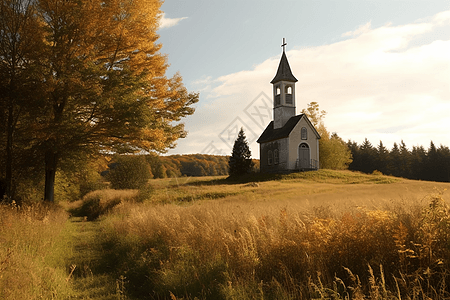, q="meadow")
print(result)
[1,170,450,299]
